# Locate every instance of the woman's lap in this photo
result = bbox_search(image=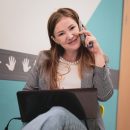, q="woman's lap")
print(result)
[22,106,87,130]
